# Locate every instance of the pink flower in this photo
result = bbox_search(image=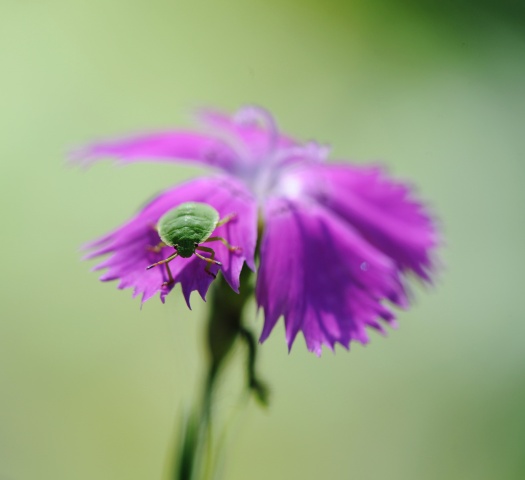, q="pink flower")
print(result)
[75,106,437,354]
